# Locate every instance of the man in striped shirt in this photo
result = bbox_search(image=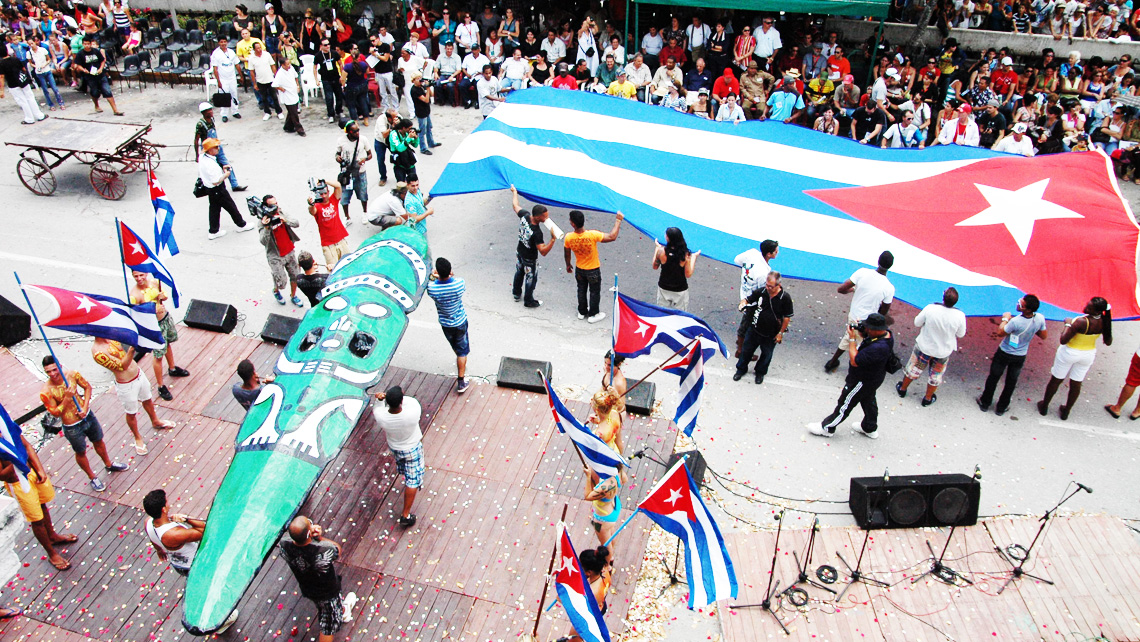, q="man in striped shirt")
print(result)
[426,257,470,394]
